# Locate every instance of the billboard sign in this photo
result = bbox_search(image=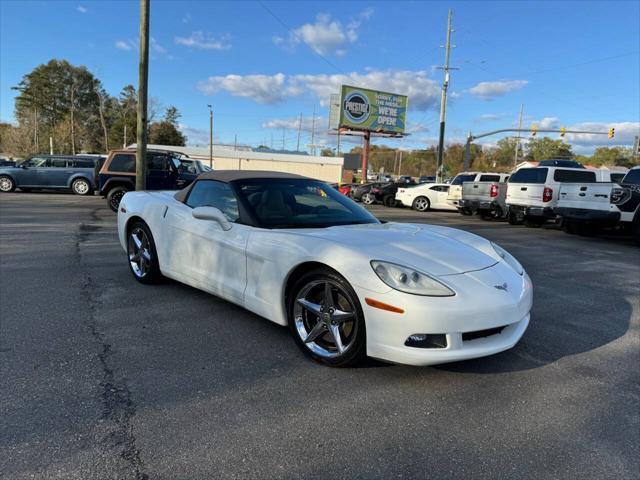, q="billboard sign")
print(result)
[339,85,407,134]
